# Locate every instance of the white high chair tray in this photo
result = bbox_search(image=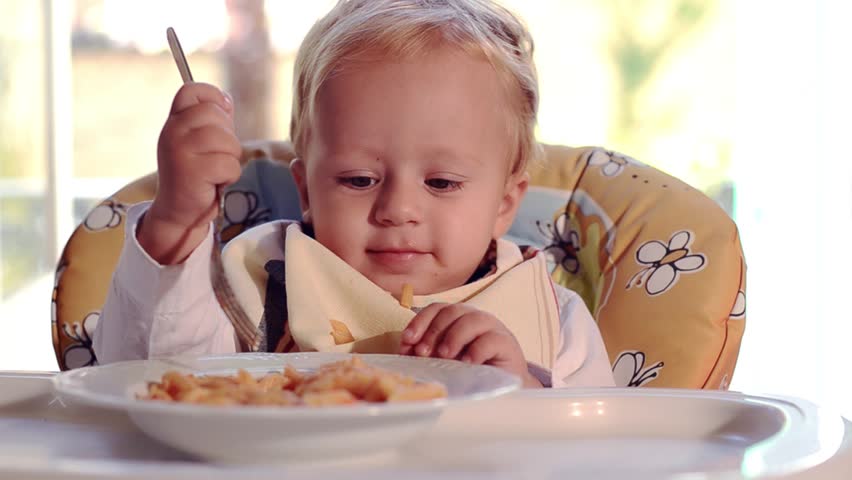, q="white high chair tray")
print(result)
[0,373,850,480]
